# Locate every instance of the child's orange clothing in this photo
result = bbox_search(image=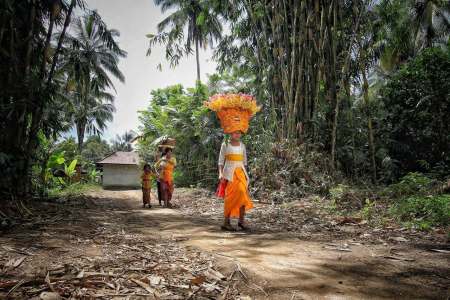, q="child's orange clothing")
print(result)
[141,170,155,205]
